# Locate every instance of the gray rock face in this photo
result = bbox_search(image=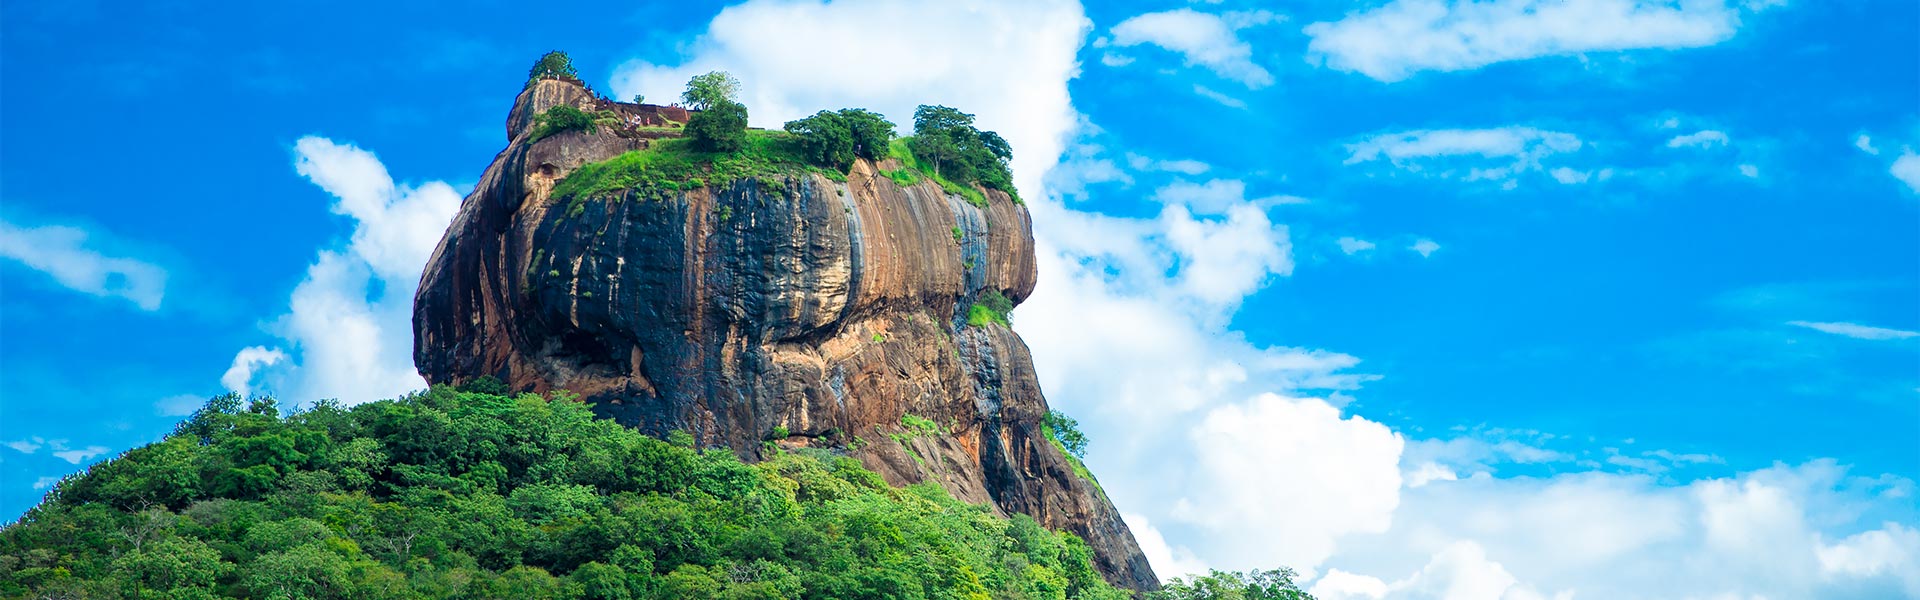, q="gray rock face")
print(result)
[413,78,1158,591]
